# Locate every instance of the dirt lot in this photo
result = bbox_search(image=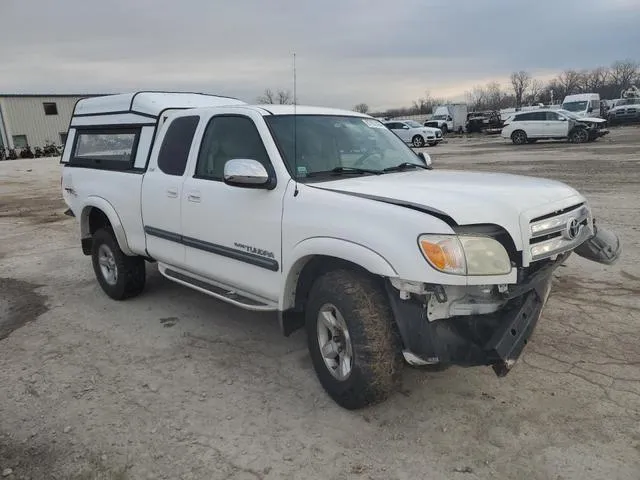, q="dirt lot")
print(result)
[1,127,639,479]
